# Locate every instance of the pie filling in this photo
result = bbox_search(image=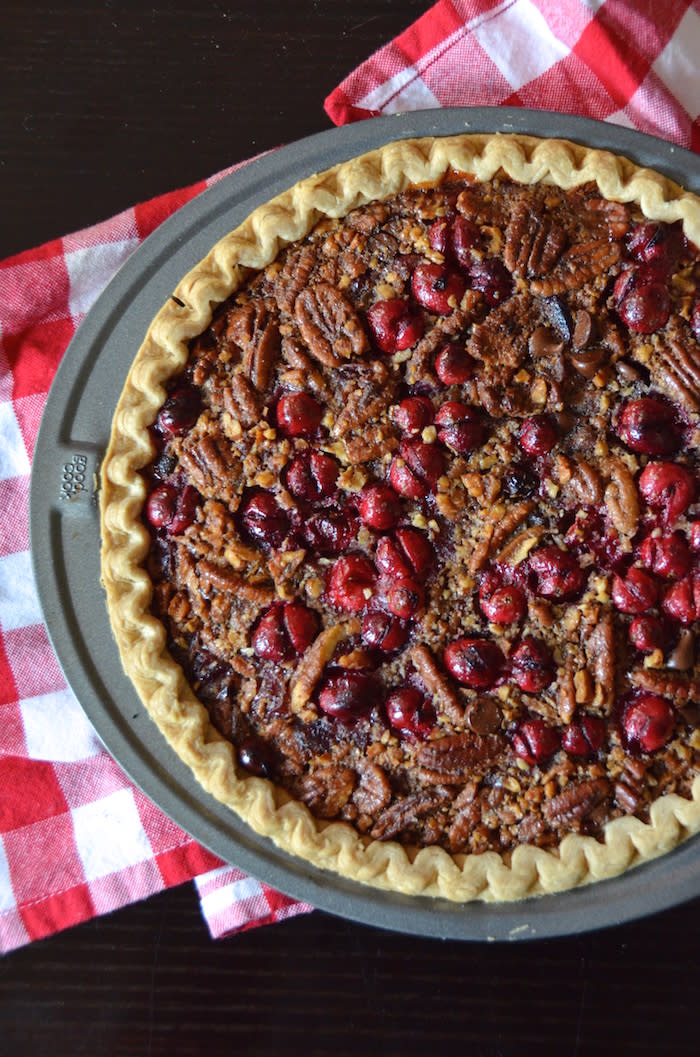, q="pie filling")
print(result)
[139,169,700,860]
